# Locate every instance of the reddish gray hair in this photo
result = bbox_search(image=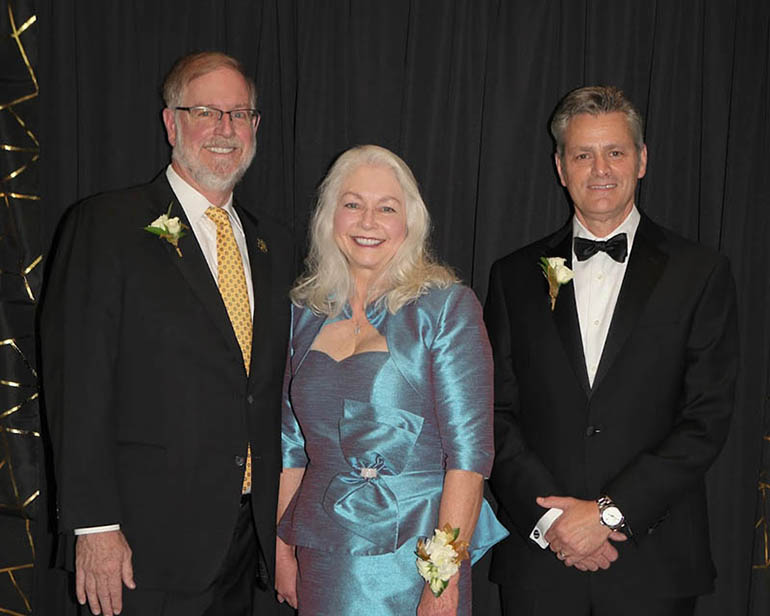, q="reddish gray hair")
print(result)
[162,51,256,108]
